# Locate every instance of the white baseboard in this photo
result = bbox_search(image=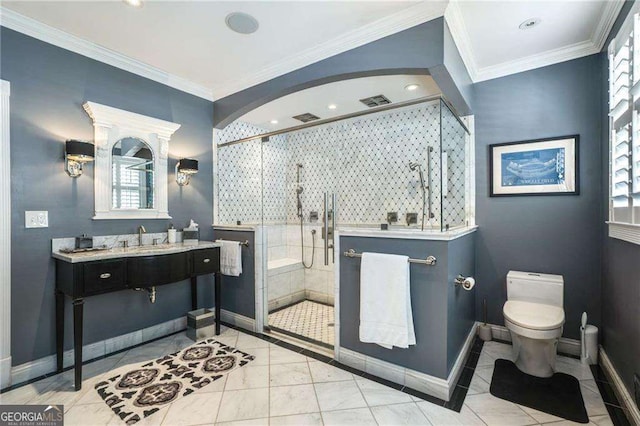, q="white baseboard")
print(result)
[337,323,477,402]
[8,316,184,388]
[487,324,581,357]
[600,348,640,426]
[5,309,256,390]
[219,309,256,333]
[0,356,11,389]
